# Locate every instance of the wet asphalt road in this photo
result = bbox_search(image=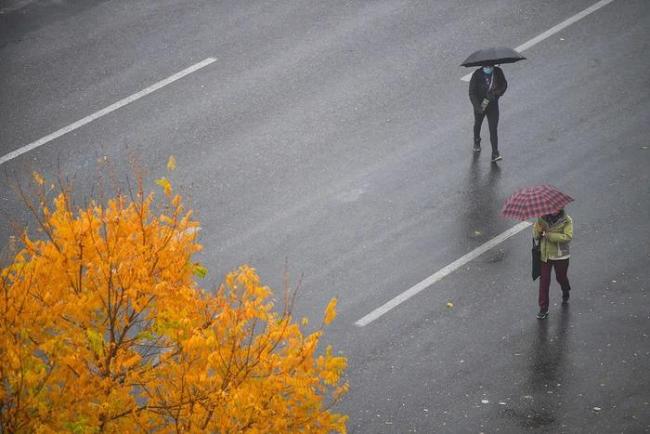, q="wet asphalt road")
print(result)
[1,0,649,432]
